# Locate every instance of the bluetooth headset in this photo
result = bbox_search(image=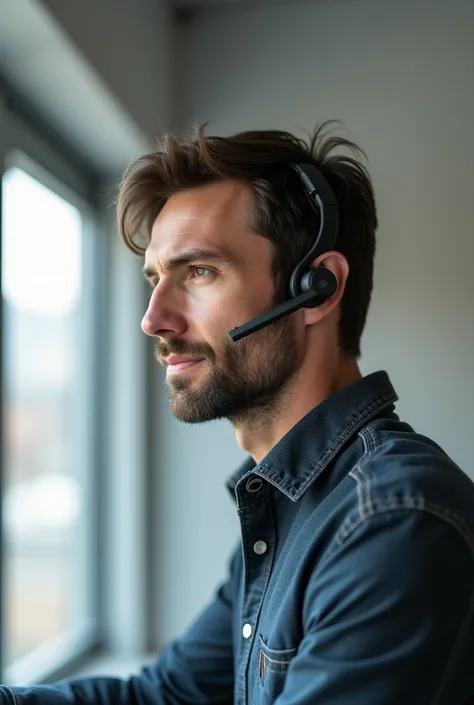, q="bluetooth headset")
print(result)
[228,162,339,342]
